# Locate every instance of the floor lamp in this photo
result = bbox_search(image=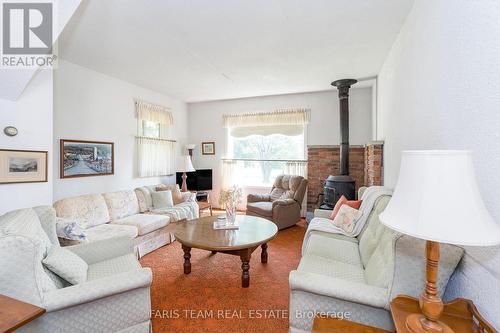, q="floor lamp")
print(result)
[380,150,500,333]
[177,155,195,192]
